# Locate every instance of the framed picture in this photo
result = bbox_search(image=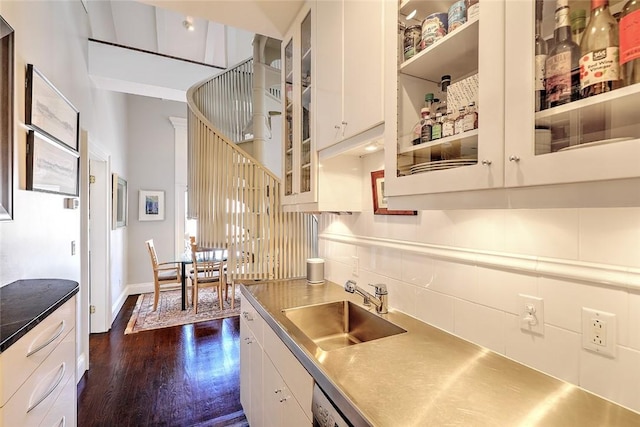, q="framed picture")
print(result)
[370,170,417,216]
[0,15,14,220]
[139,190,165,221]
[112,173,127,229]
[25,64,79,151]
[26,130,79,196]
